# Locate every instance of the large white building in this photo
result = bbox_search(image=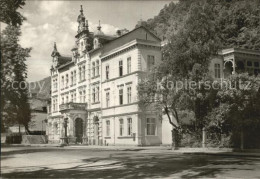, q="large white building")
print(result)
[47,5,260,147]
[47,6,163,146]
